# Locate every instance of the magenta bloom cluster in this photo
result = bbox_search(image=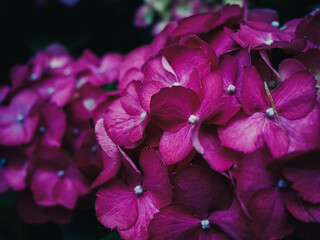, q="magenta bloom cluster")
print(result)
[0,44,123,223]
[94,4,320,240]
